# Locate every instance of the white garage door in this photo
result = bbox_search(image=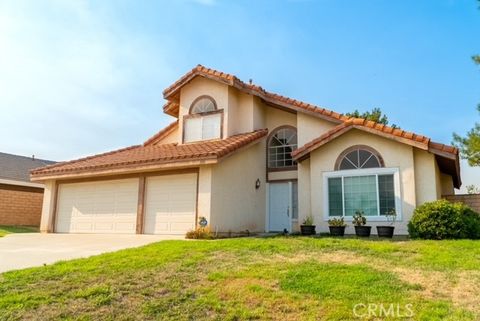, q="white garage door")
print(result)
[56,178,138,234]
[144,173,197,235]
